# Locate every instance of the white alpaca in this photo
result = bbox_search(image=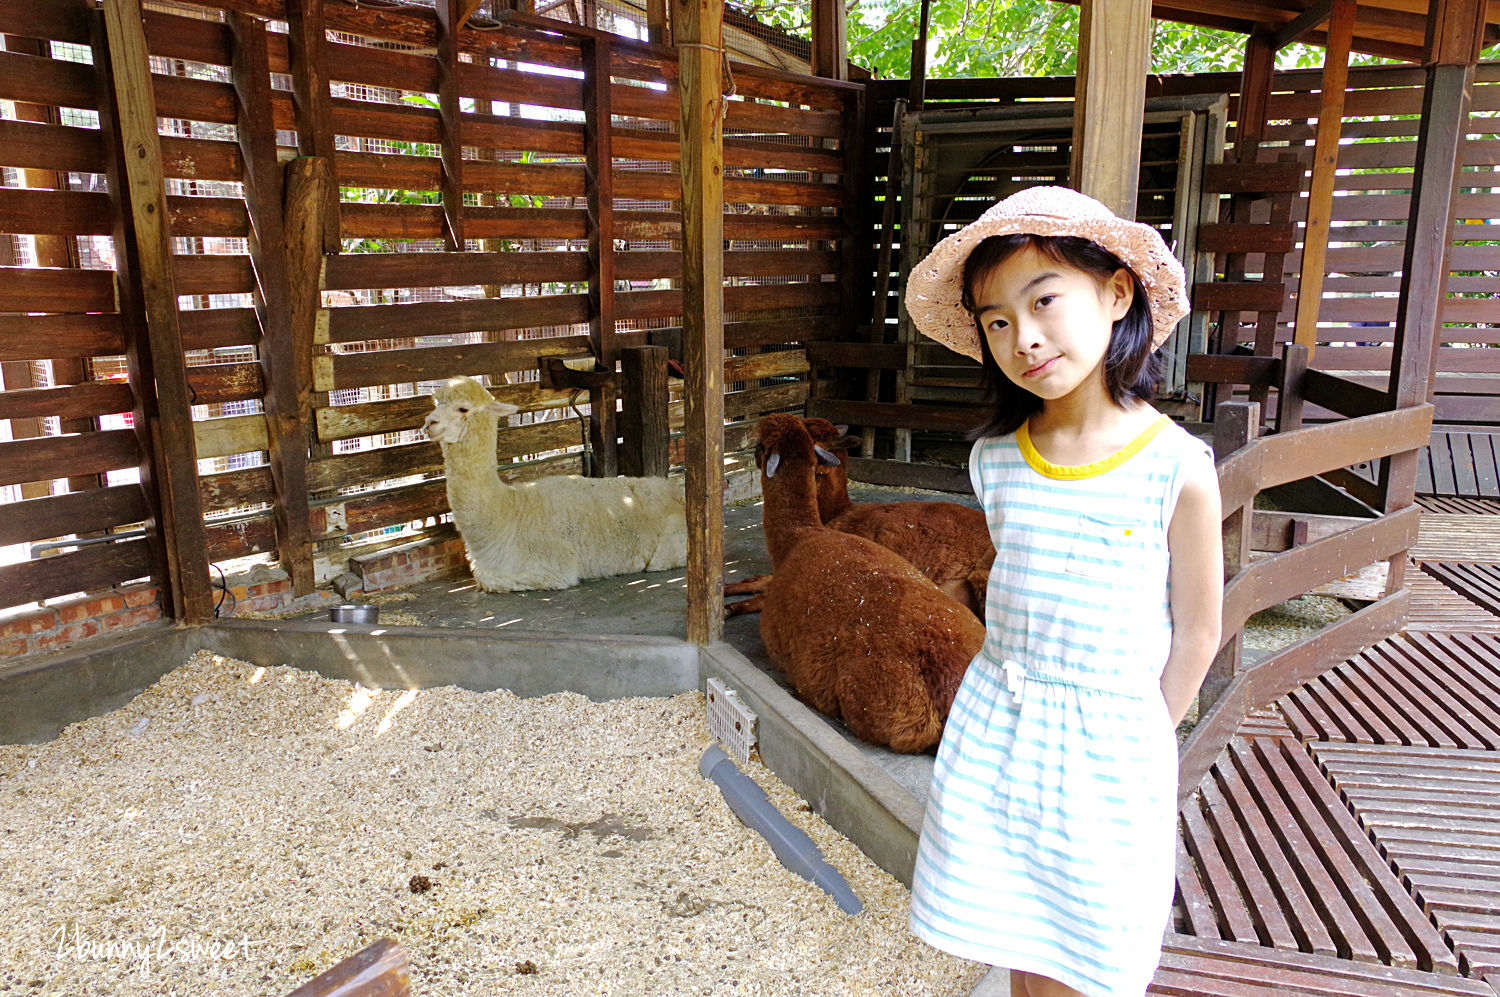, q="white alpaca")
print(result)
[423,376,688,592]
